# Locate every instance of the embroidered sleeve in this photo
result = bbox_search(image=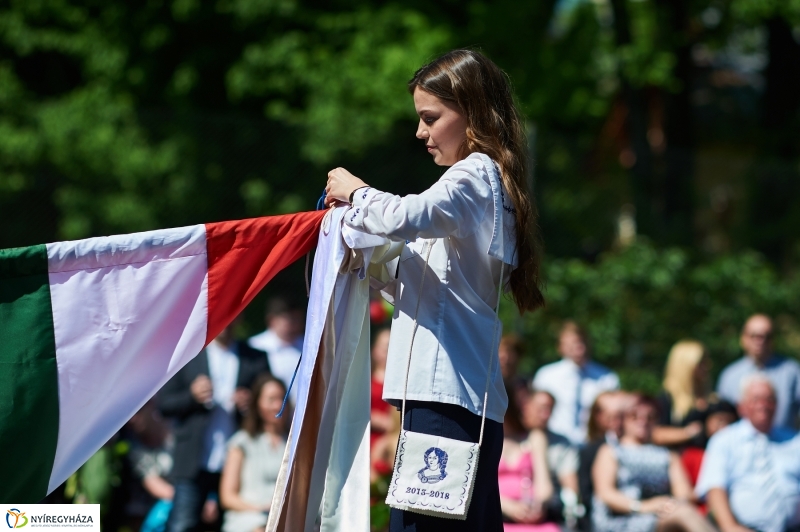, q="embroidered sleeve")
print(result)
[344,159,492,242]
